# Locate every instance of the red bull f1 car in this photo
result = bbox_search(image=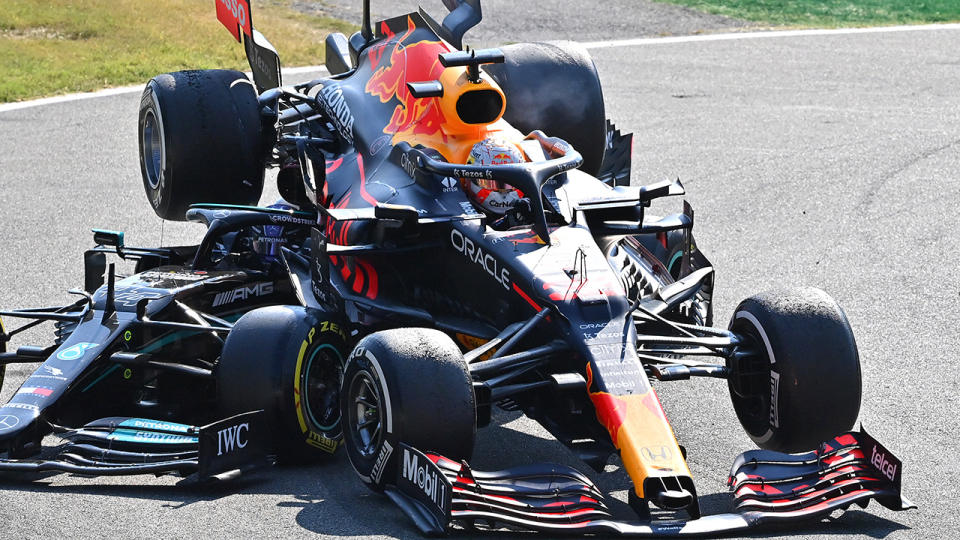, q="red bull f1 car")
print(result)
[0,0,913,535]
